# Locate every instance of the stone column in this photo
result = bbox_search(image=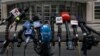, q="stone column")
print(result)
[86,1,94,23]
[1,3,7,19]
